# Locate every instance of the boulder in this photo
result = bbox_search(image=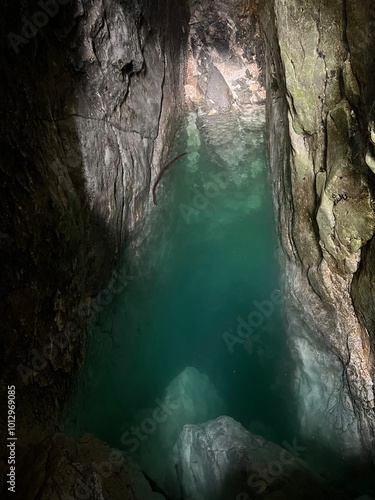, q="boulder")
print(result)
[129,367,225,497]
[173,415,352,500]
